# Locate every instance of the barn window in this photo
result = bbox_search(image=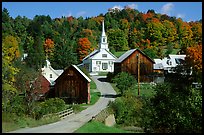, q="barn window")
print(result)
[102,63,108,70]
[102,54,107,58]
[50,74,52,78]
